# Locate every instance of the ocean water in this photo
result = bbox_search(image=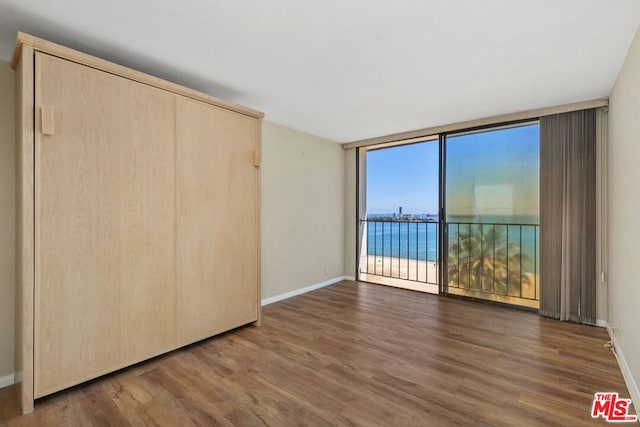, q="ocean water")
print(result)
[365,220,440,262]
[365,214,539,272]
